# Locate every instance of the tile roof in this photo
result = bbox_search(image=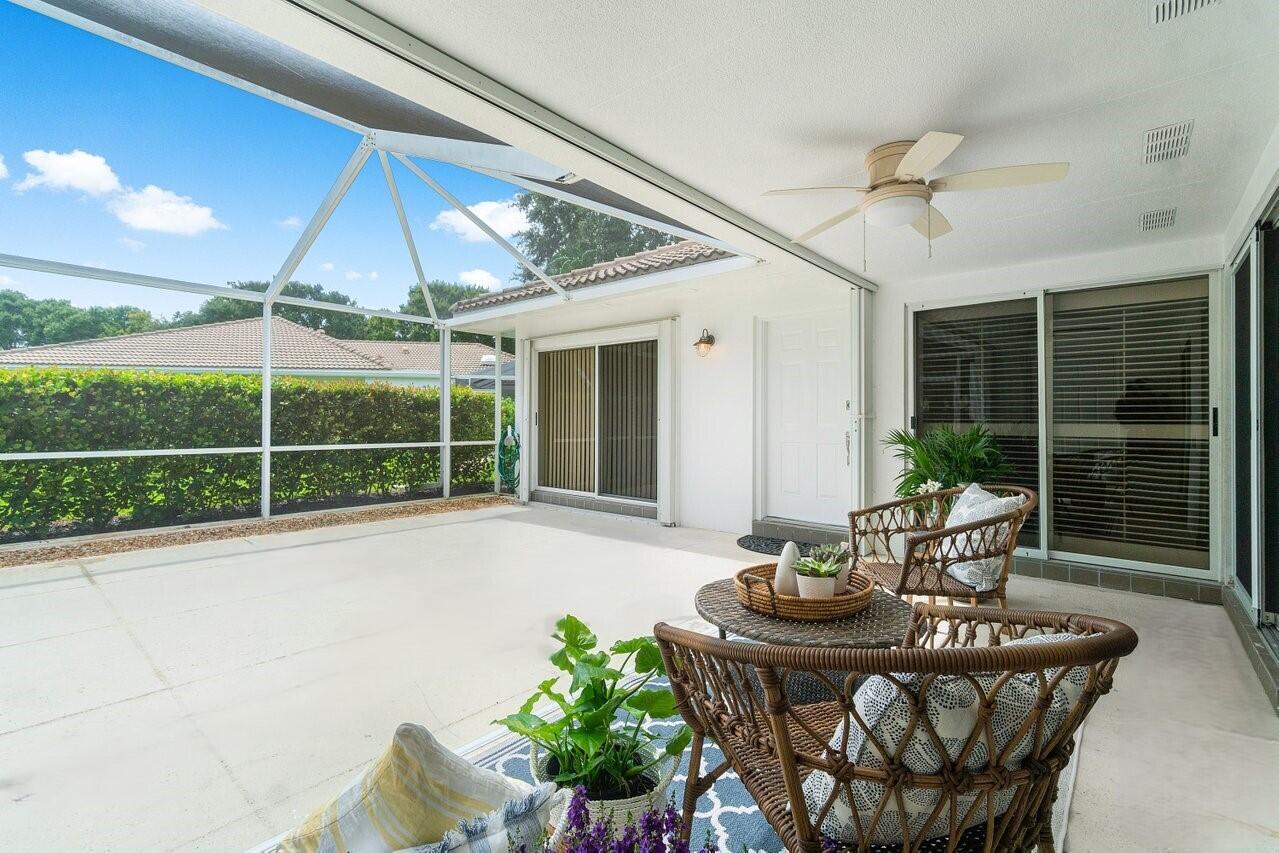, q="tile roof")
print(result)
[0,317,508,375]
[450,240,733,314]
